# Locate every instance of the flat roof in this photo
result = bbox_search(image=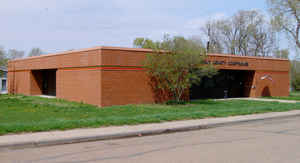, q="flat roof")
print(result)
[9,46,289,63]
[0,67,7,72]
